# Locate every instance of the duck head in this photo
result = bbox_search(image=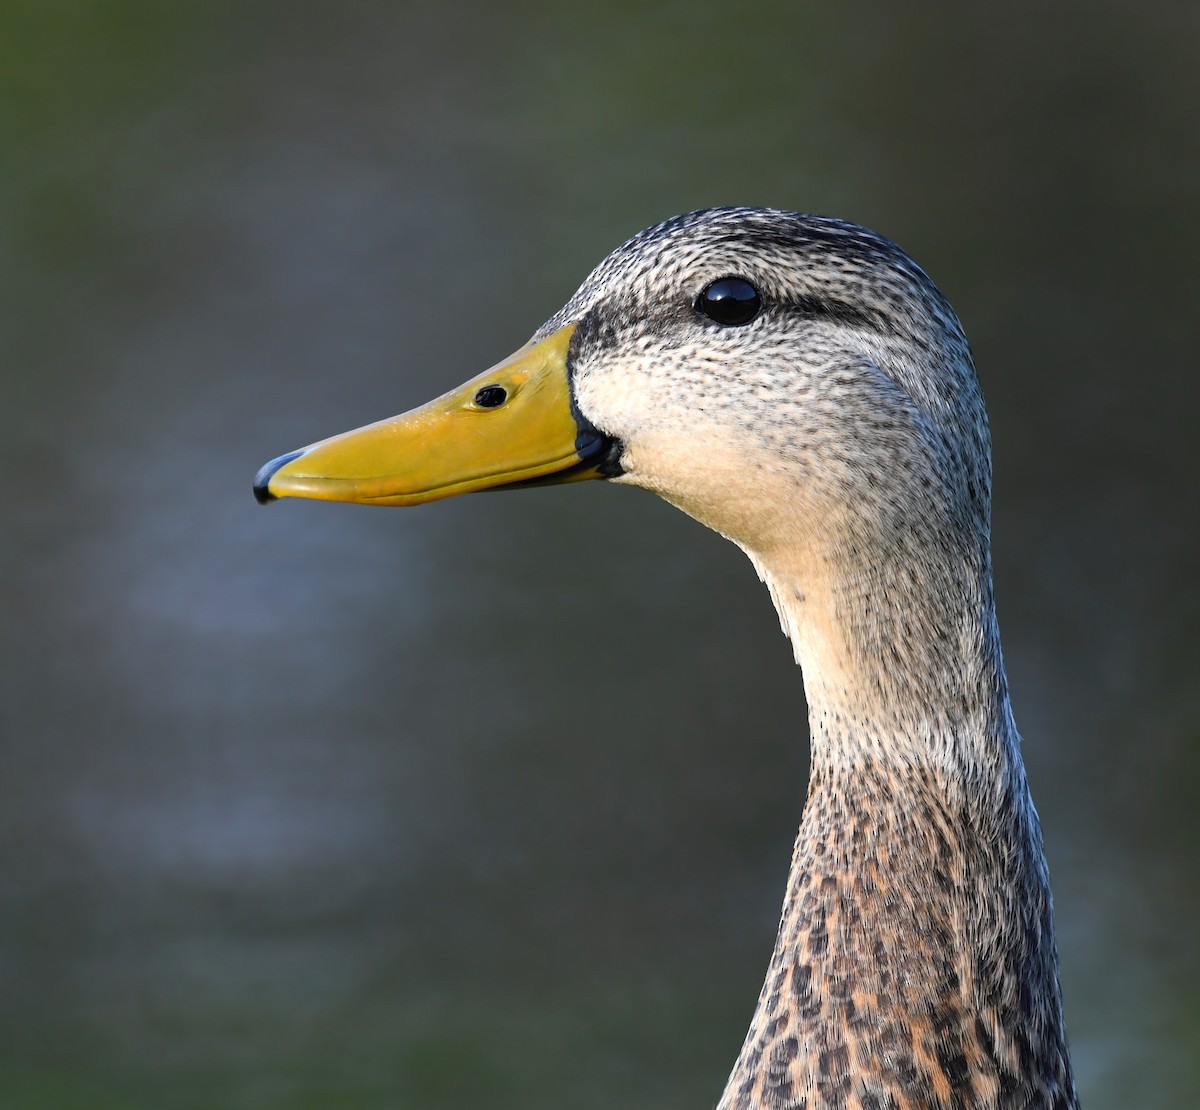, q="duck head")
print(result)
[256,208,994,695]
